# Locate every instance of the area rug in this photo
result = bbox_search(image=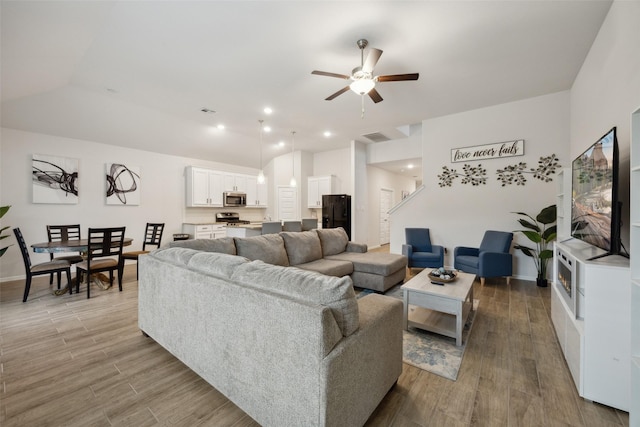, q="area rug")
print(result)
[358,286,478,381]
